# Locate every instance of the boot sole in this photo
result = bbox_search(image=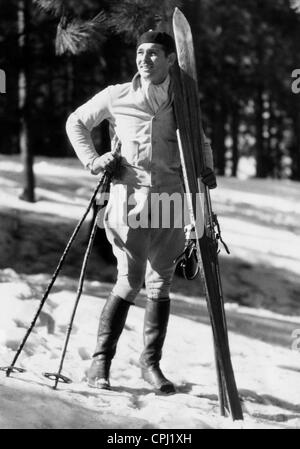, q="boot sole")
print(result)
[87,380,111,390]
